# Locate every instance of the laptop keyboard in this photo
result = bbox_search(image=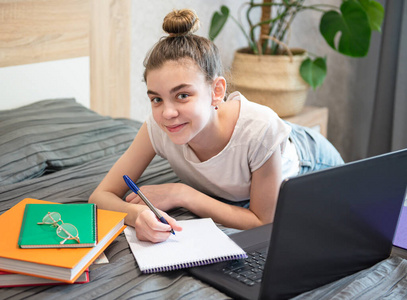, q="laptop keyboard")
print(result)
[222,249,267,286]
